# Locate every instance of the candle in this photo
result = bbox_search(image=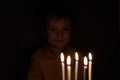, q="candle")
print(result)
[67,55,71,80]
[61,52,65,80]
[84,56,88,80]
[88,53,92,80]
[75,52,79,80]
